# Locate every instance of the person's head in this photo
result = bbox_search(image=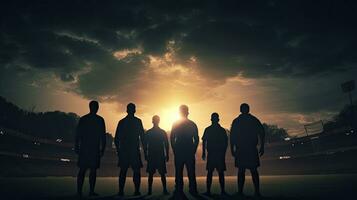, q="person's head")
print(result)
[152,115,160,126]
[211,112,219,124]
[127,103,136,115]
[240,103,250,114]
[89,100,99,114]
[179,104,189,118]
